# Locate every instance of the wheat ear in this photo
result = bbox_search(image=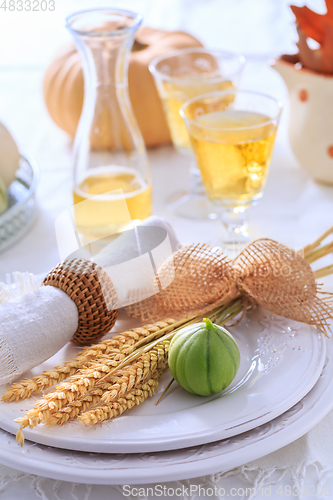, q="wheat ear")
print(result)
[100,341,170,403]
[42,382,112,426]
[15,337,170,439]
[14,322,176,442]
[79,376,161,426]
[15,365,164,443]
[37,338,170,414]
[3,319,176,402]
[34,339,169,426]
[14,364,162,444]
